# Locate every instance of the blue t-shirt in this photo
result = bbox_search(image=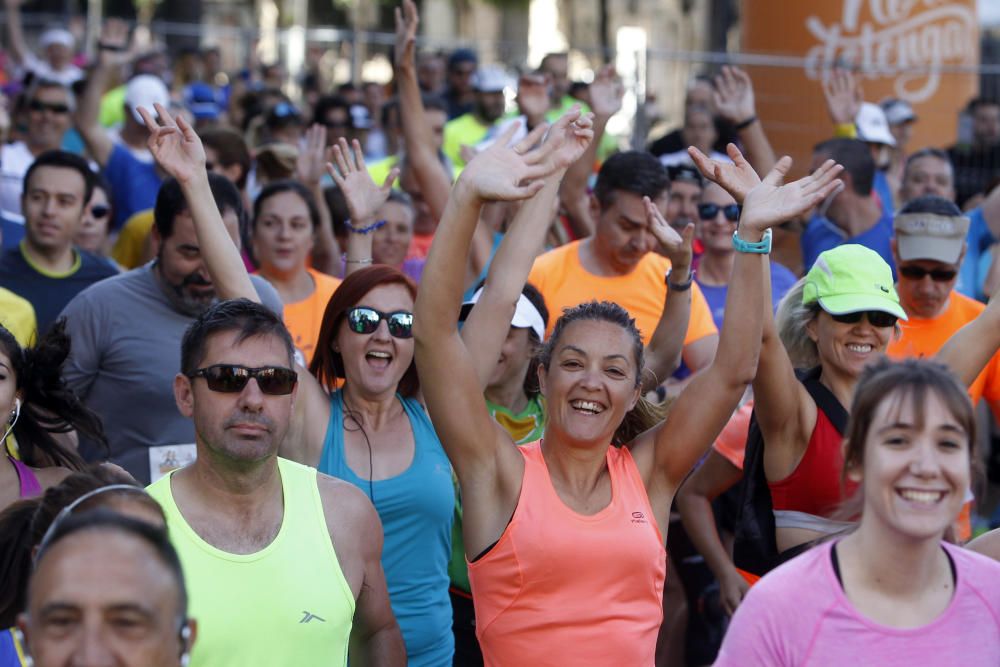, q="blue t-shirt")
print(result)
[801,208,896,279]
[319,391,455,667]
[103,144,161,230]
[872,169,895,220]
[956,206,995,301]
[0,244,116,334]
[697,261,798,330]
